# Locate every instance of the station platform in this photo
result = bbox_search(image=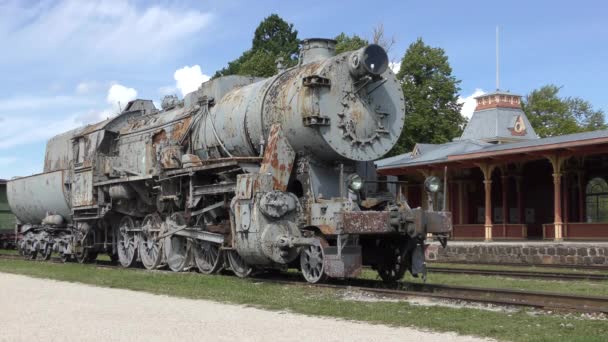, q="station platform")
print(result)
[426,241,608,267]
